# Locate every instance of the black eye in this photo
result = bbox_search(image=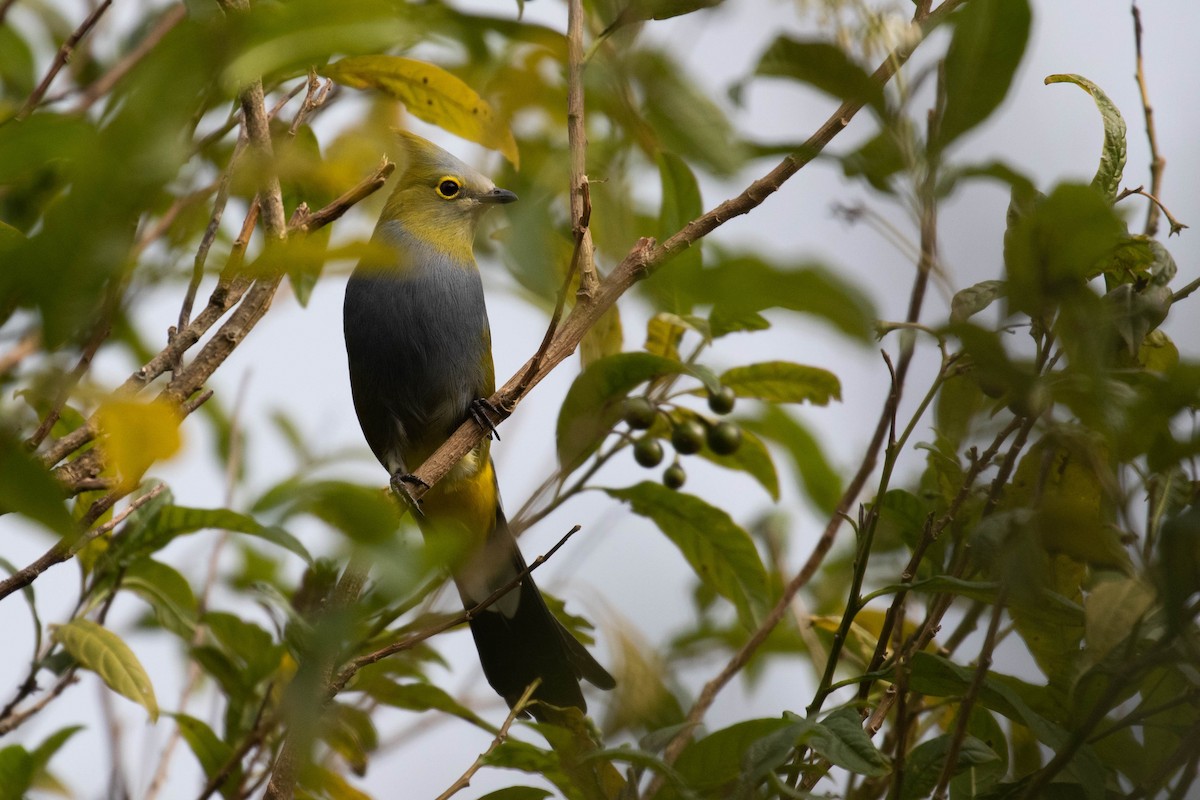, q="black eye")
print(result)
[437,178,461,198]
